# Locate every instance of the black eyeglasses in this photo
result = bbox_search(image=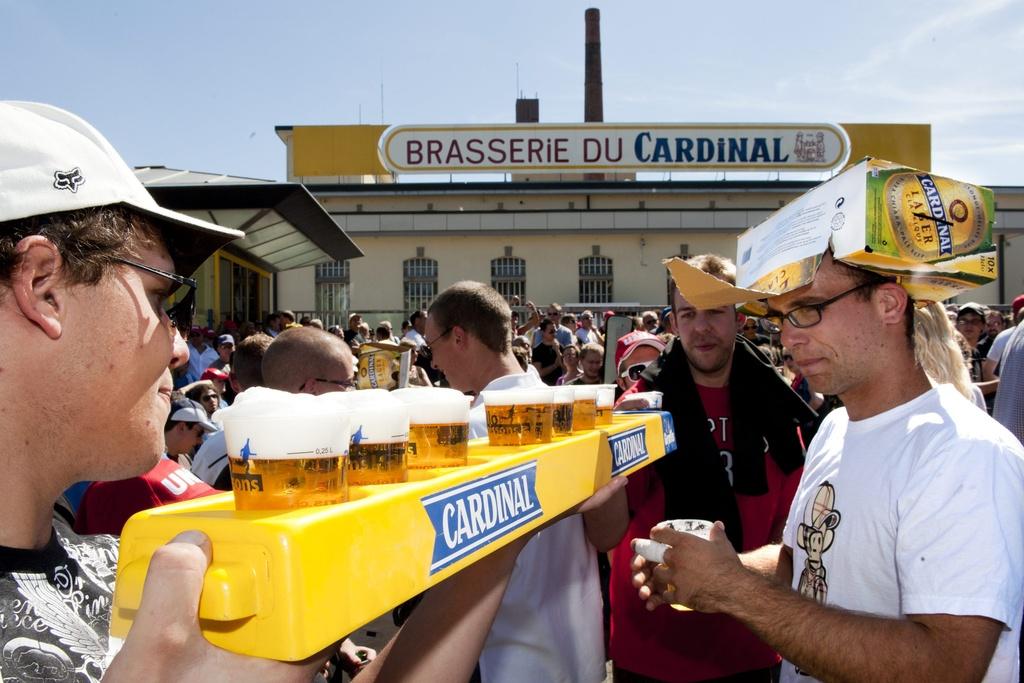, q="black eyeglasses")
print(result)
[112,257,197,338]
[762,280,882,332]
[619,360,654,381]
[424,327,452,351]
[303,377,356,392]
